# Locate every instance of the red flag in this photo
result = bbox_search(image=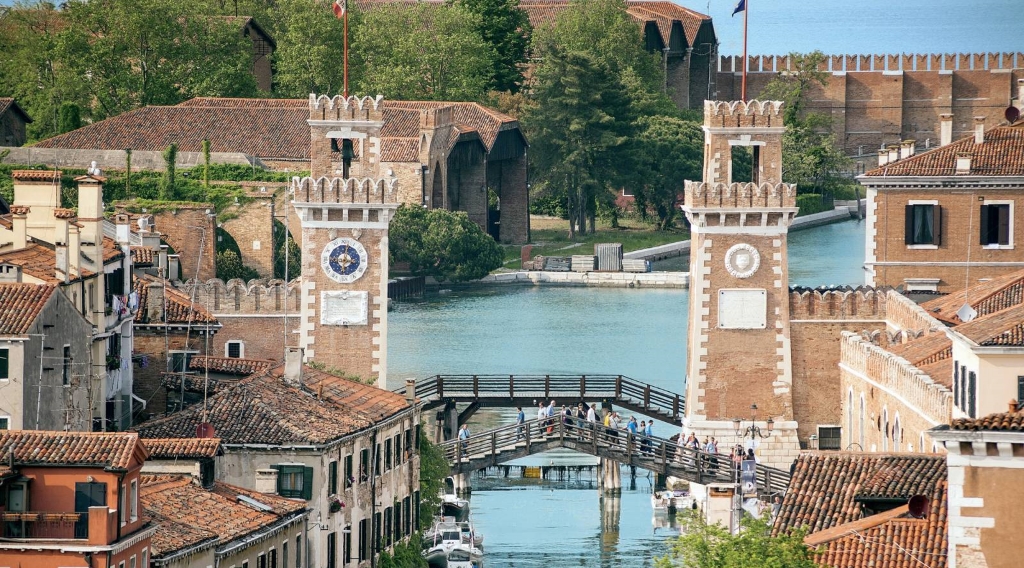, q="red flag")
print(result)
[332,0,346,19]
